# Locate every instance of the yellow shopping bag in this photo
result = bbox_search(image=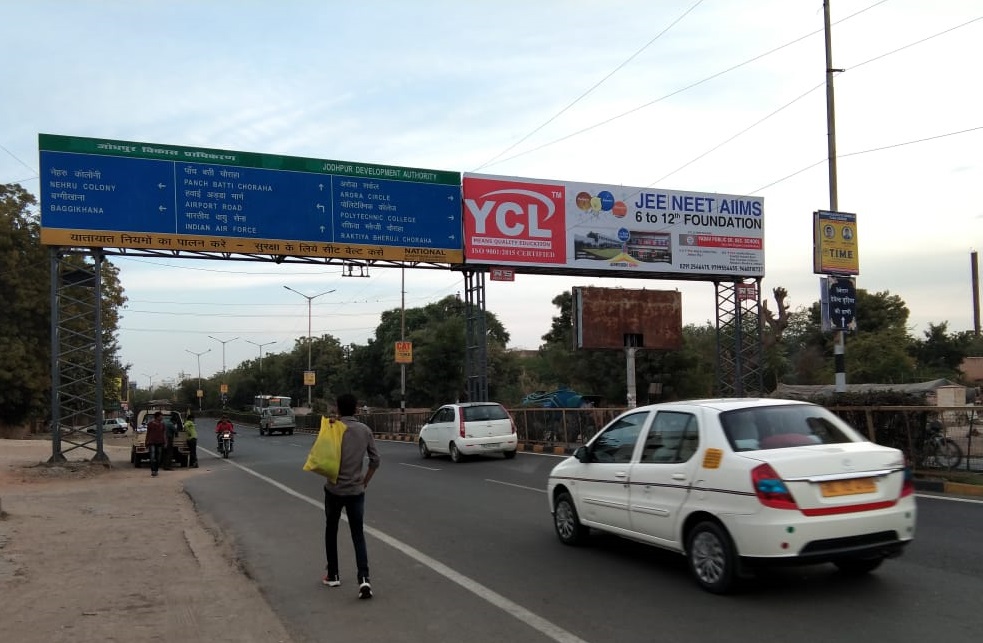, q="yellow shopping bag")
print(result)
[303,417,348,483]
